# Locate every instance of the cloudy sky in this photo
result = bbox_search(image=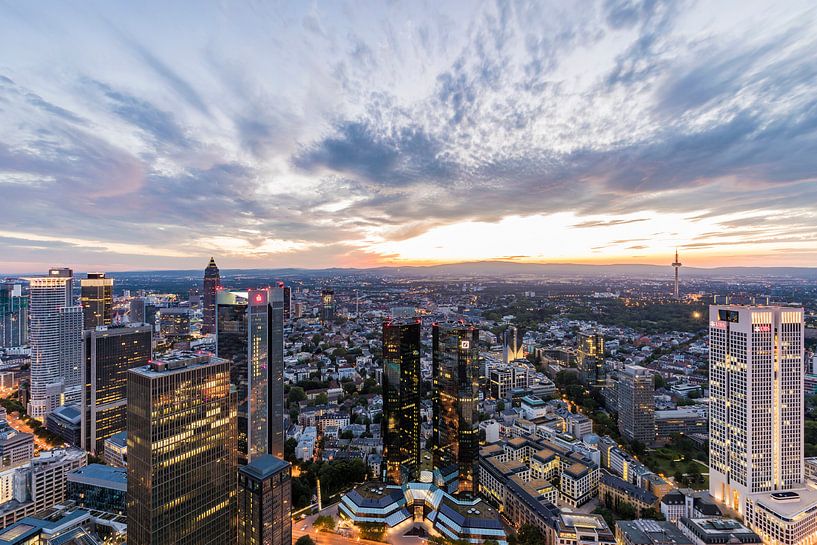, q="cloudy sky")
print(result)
[1,0,816,273]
